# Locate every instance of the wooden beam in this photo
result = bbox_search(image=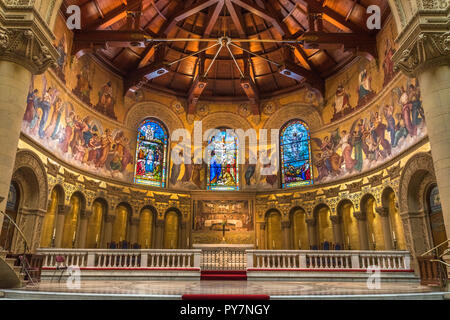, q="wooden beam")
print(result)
[230,0,287,36]
[204,0,224,37]
[225,0,246,38]
[302,0,368,33]
[187,75,208,114]
[124,44,169,93]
